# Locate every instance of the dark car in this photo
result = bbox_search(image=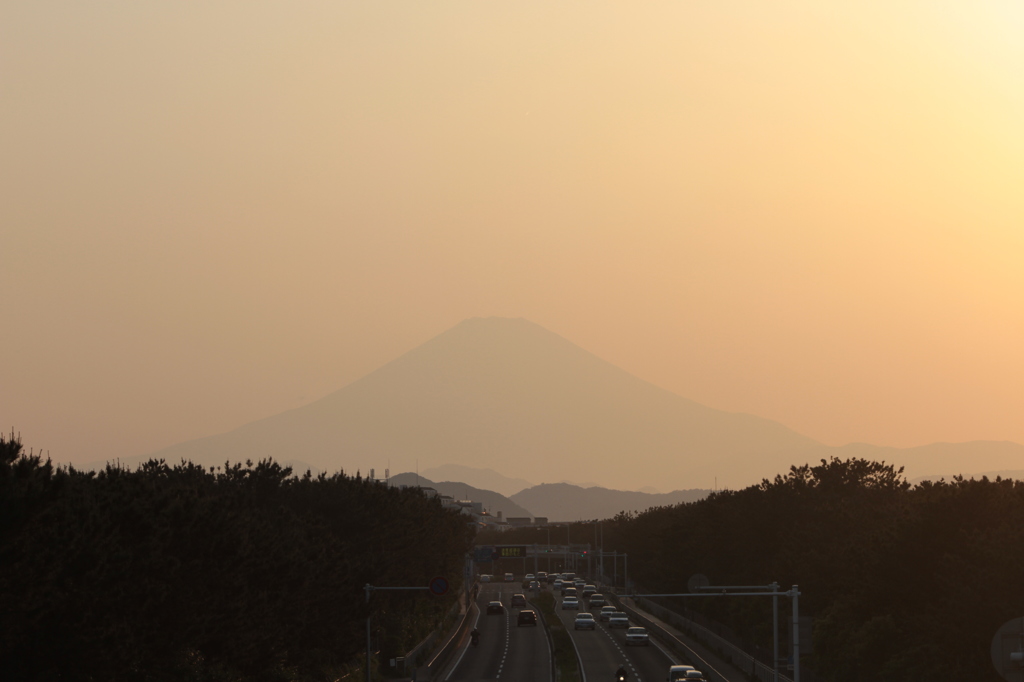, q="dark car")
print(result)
[486,601,504,615]
[517,609,538,626]
[511,593,527,608]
